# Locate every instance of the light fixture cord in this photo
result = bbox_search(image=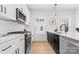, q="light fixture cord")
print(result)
[54,4,57,16]
[55,6,56,16]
